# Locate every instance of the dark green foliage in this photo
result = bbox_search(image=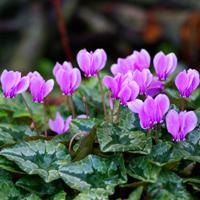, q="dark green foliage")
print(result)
[0,87,199,199]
